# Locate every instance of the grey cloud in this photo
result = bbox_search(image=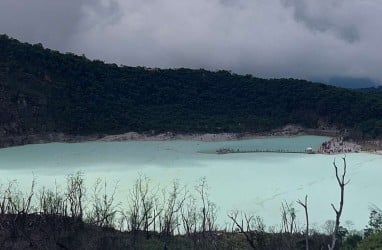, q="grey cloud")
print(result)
[283,0,361,43]
[0,0,382,85]
[0,0,121,51]
[77,0,122,31]
[0,0,86,50]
